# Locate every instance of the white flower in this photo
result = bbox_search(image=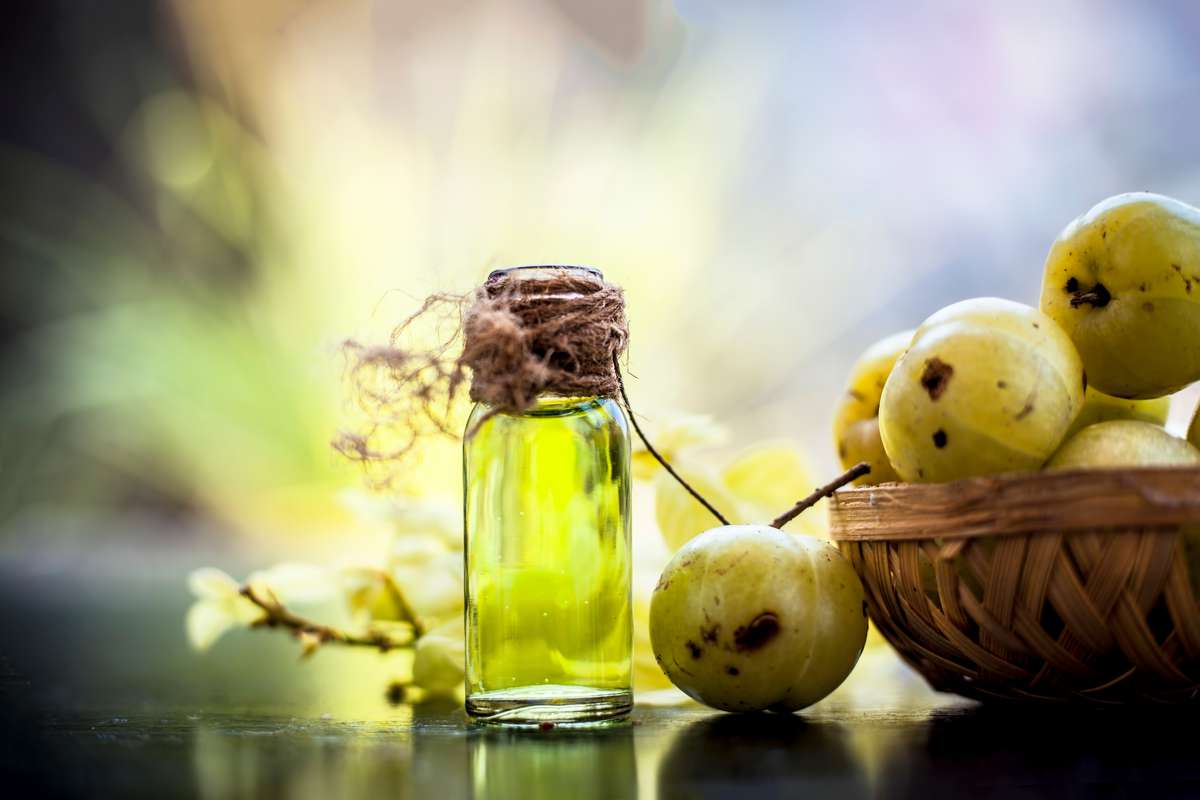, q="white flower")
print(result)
[390,560,463,628]
[246,562,354,631]
[387,530,464,628]
[340,494,466,628]
[632,413,728,480]
[186,563,352,652]
[390,533,452,566]
[244,562,338,606]
[185,568,263,651]
[412,618,465,694]
[388,501,461,548]
[342,492,462,548]
[338,567,426,635]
